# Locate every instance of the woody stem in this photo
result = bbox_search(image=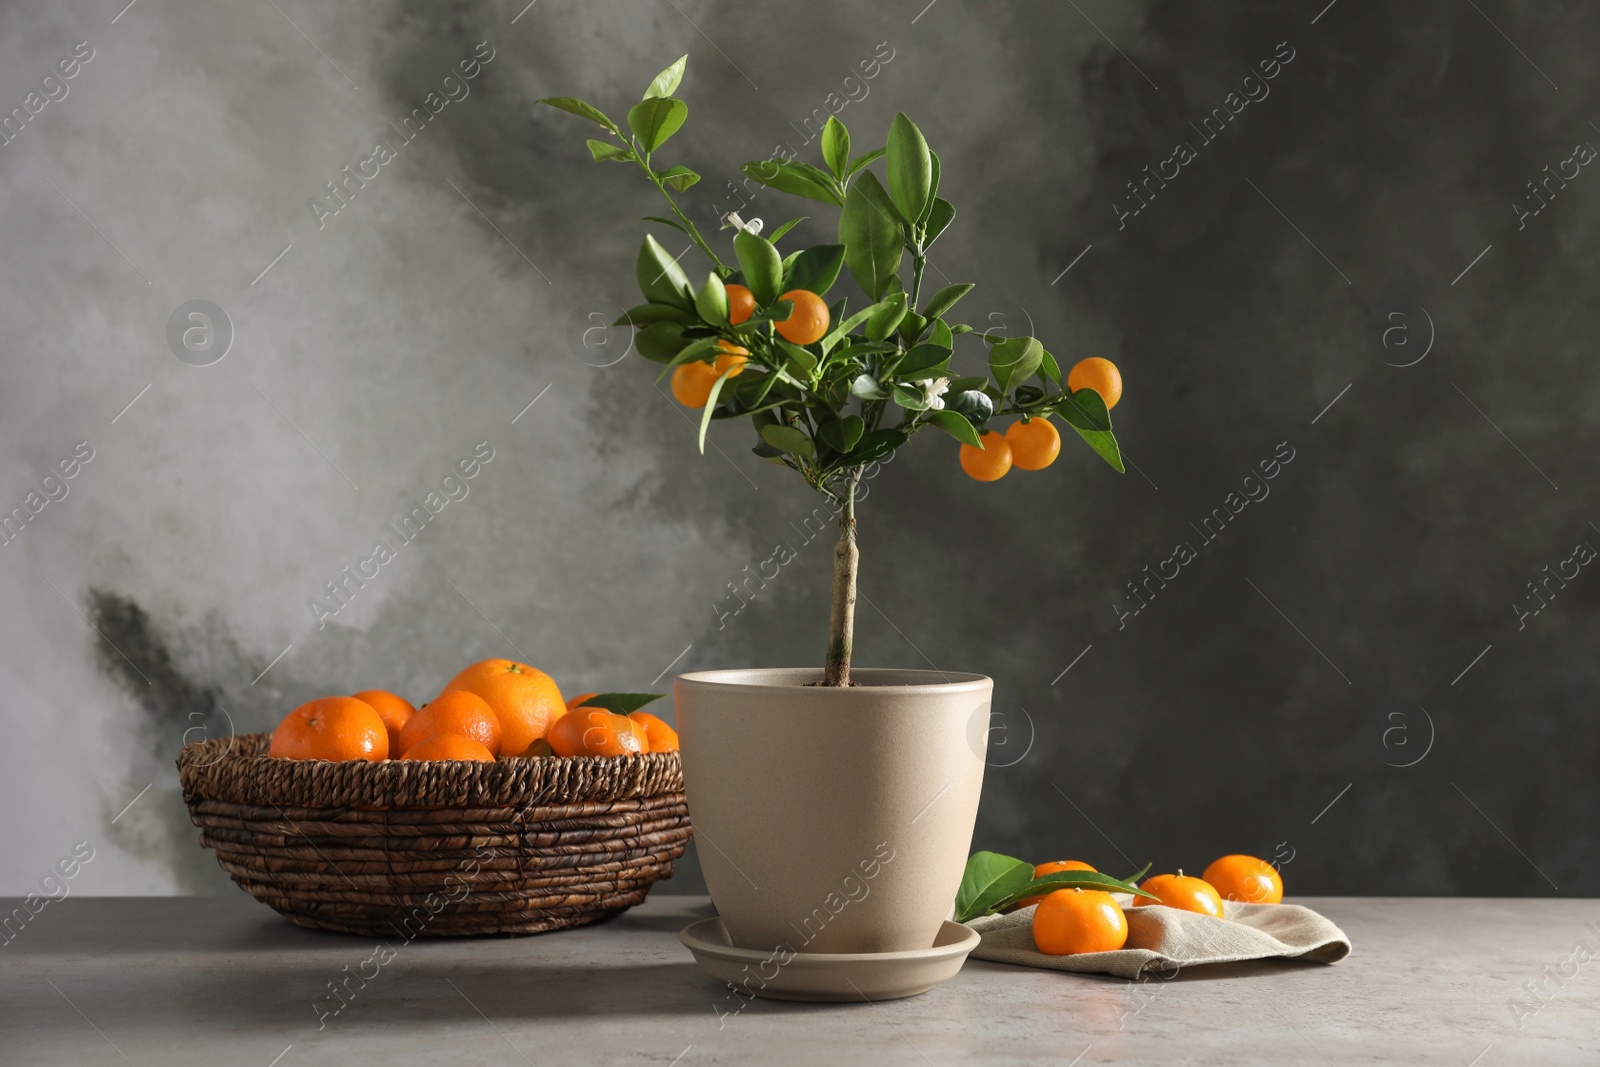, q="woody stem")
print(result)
[822,469,860,687]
